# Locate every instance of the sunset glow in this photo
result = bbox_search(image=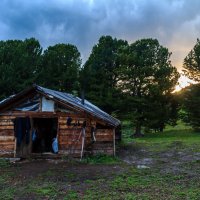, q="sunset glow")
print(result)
[174,75,195,92]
